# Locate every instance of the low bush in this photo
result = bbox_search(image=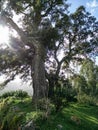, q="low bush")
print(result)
[0,91,15,98]
[14,90,28,98]
[0,90,29,99]
[77,94,97,106]
[1,112,24,130]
